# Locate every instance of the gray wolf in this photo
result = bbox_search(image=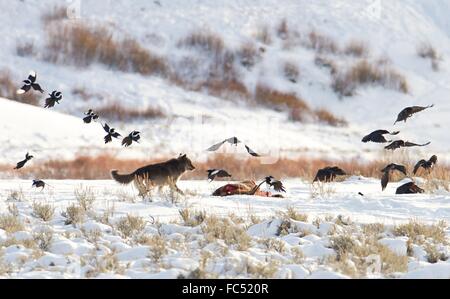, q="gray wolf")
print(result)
[111,154,195,196]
